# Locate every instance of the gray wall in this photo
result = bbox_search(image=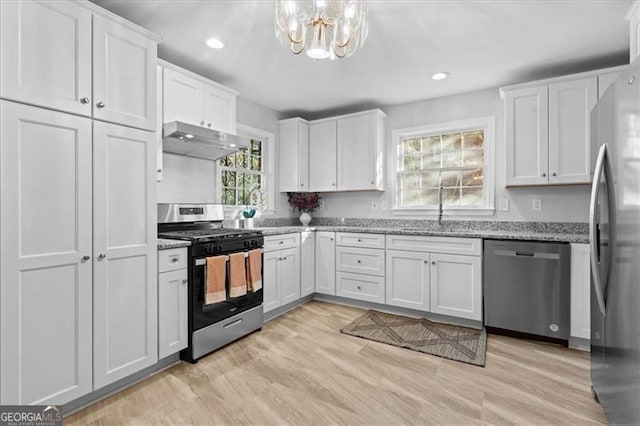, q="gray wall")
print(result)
[311,87,590,223]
